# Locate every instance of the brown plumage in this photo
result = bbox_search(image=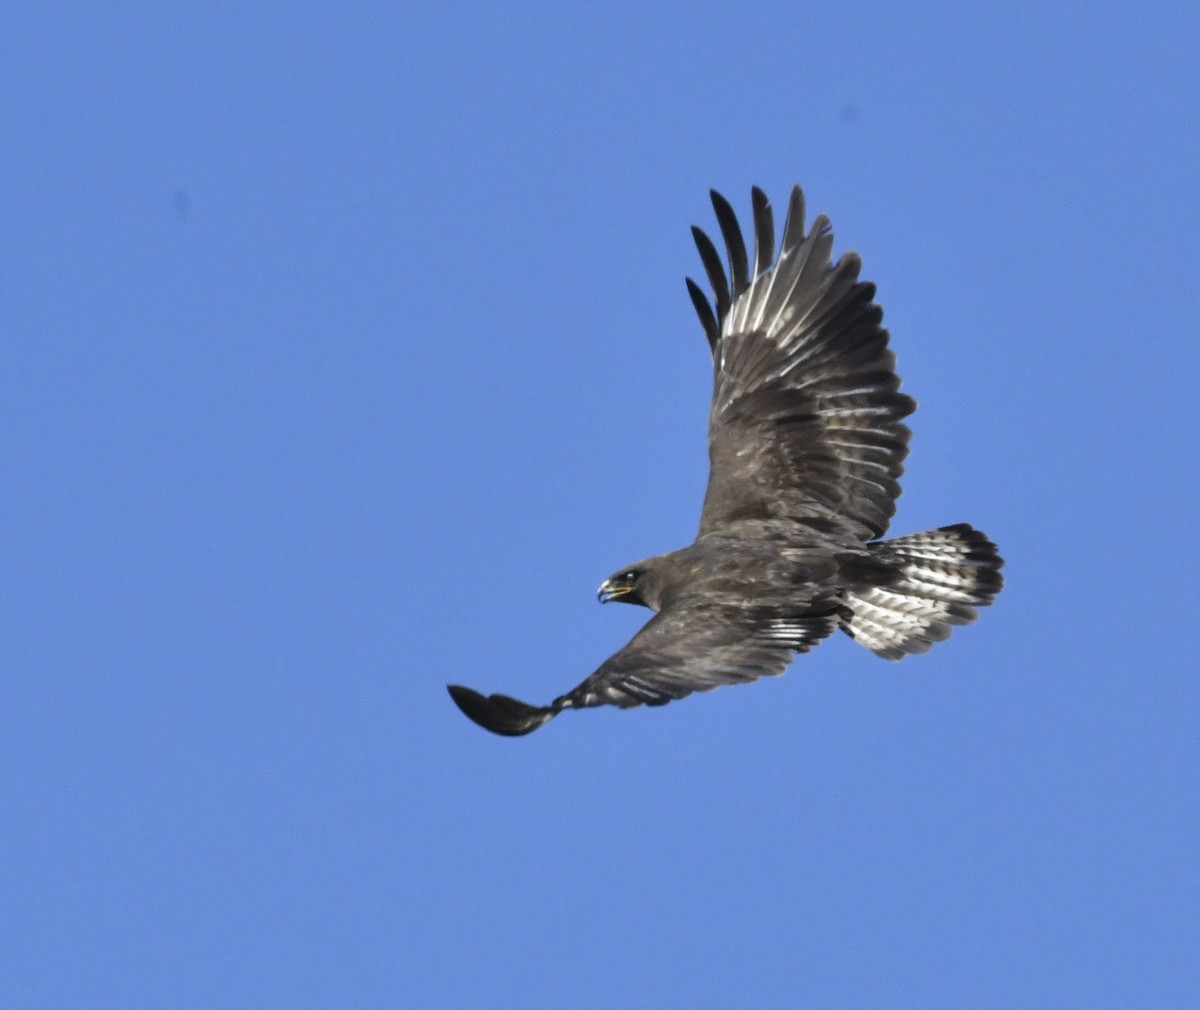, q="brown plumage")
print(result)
[448,185,1003,736]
